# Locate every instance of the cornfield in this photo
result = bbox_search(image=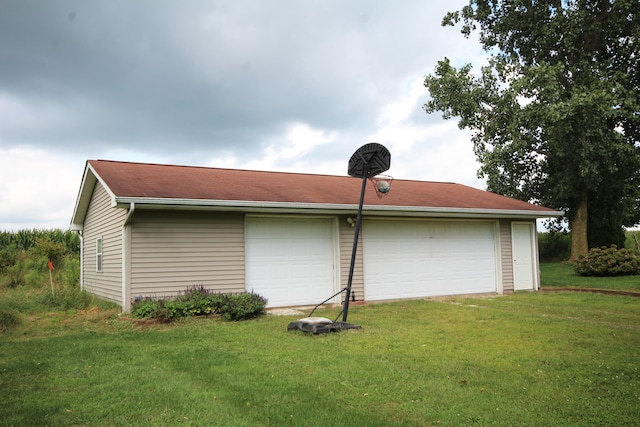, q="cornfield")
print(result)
[0,229,80,254]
